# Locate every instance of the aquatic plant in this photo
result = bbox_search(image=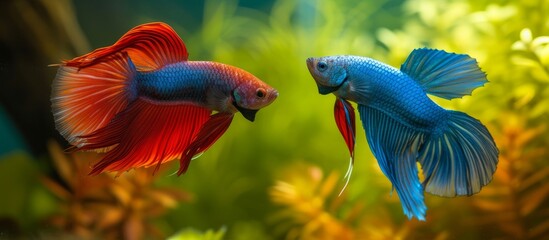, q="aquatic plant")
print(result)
[269,164,356,240]
[471,113,548,239]
[267,0,549,239]
[1,0,548,239]
[168,227,226,240]
[42,142,190,240]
